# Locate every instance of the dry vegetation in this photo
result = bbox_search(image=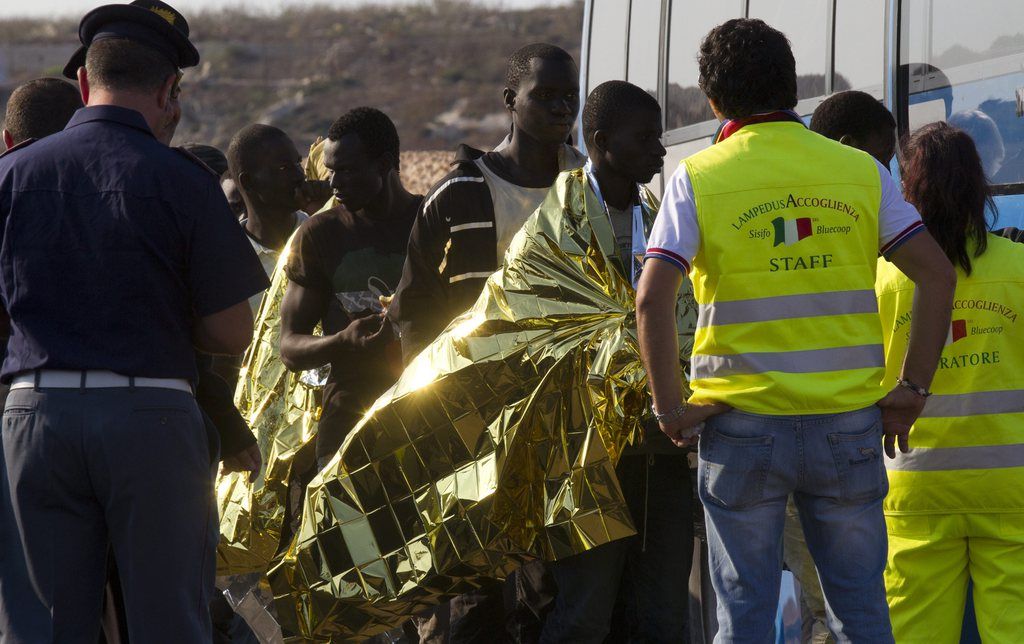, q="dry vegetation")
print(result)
[0,1,583,158]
